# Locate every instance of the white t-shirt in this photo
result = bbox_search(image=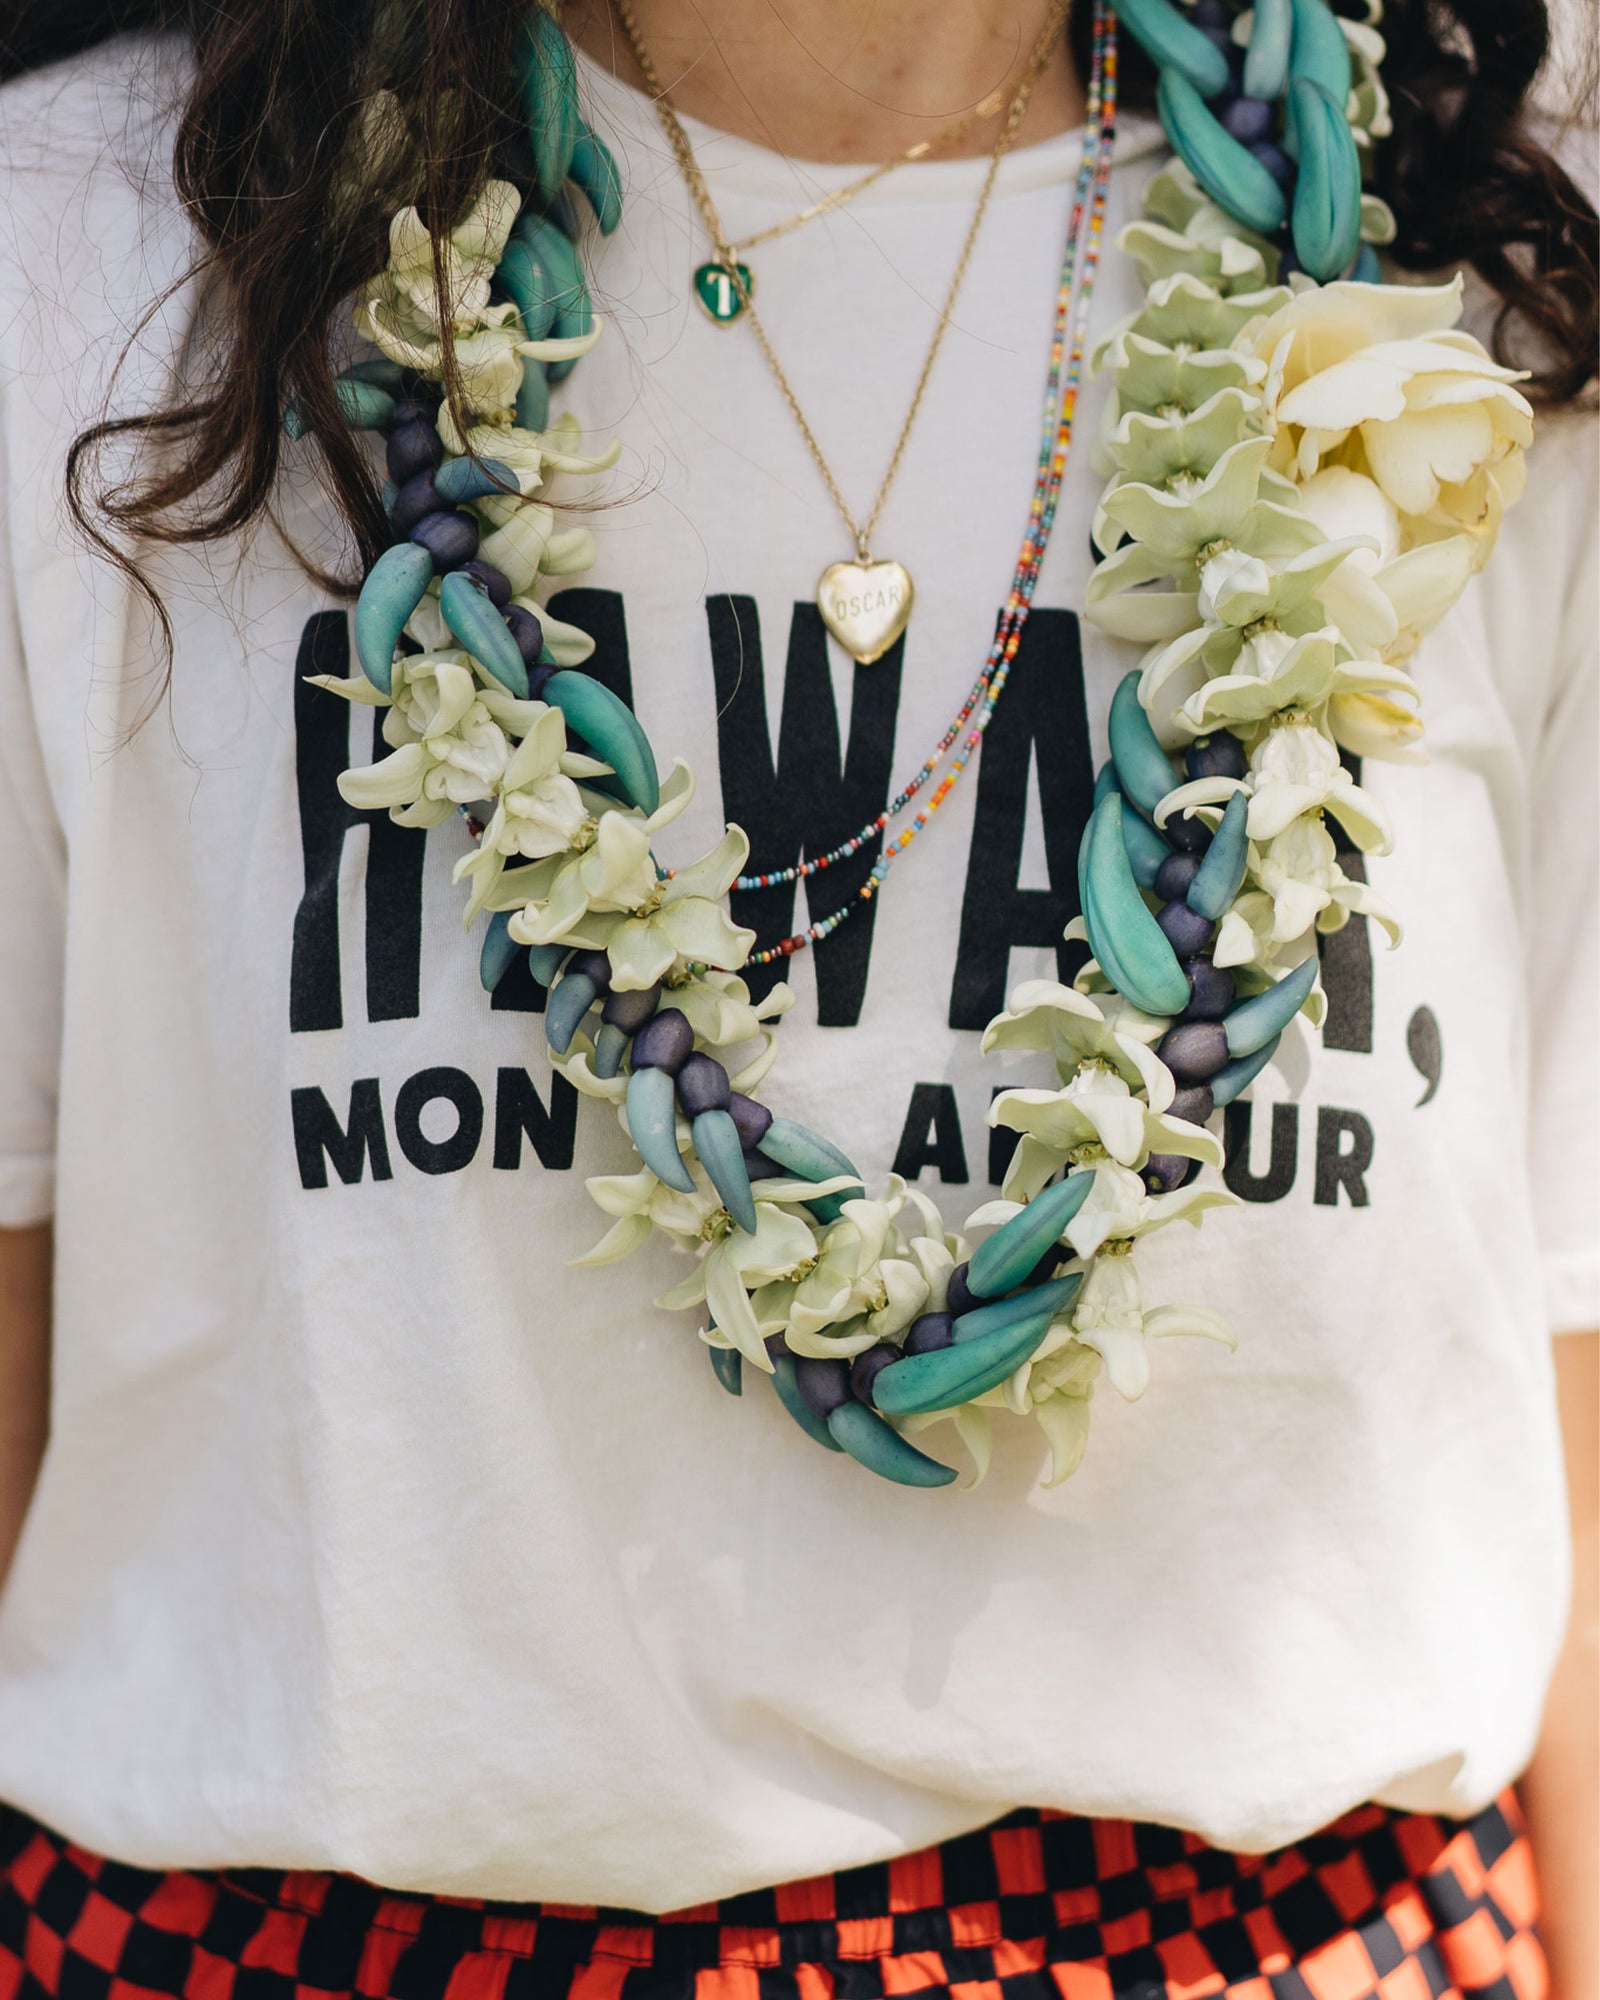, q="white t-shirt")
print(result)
[0,34,1594,1913]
